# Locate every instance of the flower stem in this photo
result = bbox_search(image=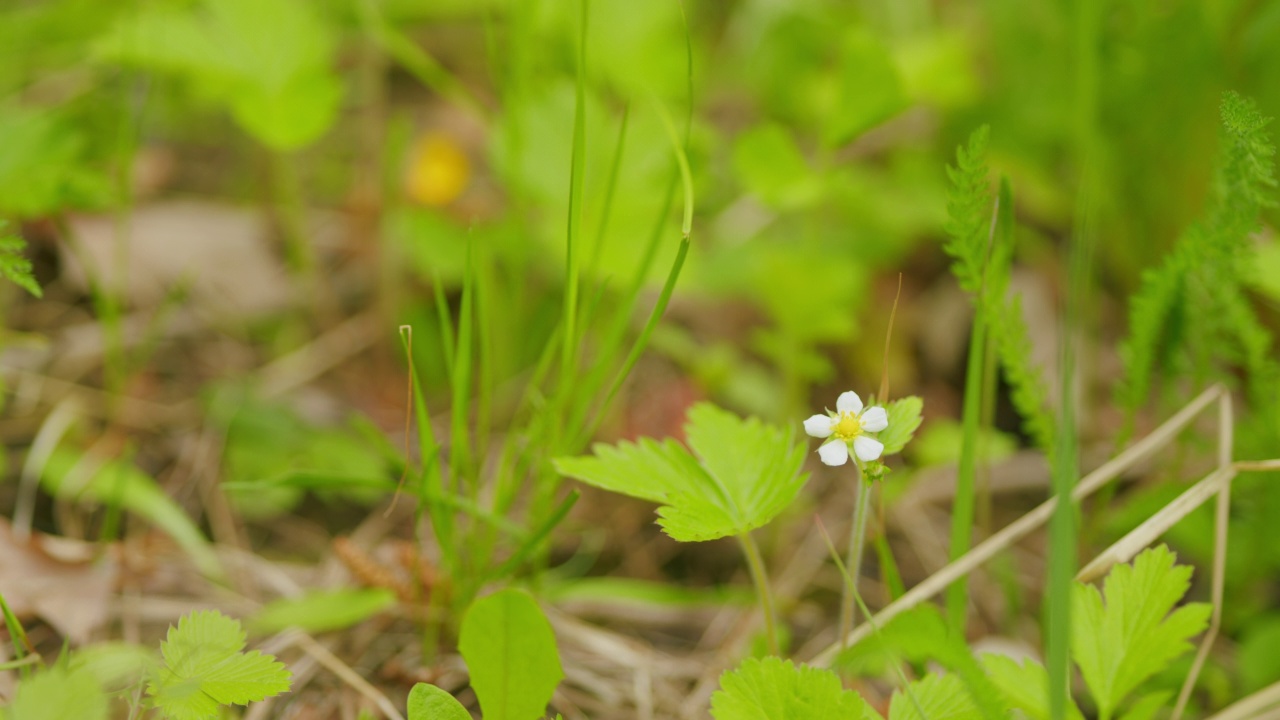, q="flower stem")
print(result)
[738,531,779,655]
[840,466,872,646]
